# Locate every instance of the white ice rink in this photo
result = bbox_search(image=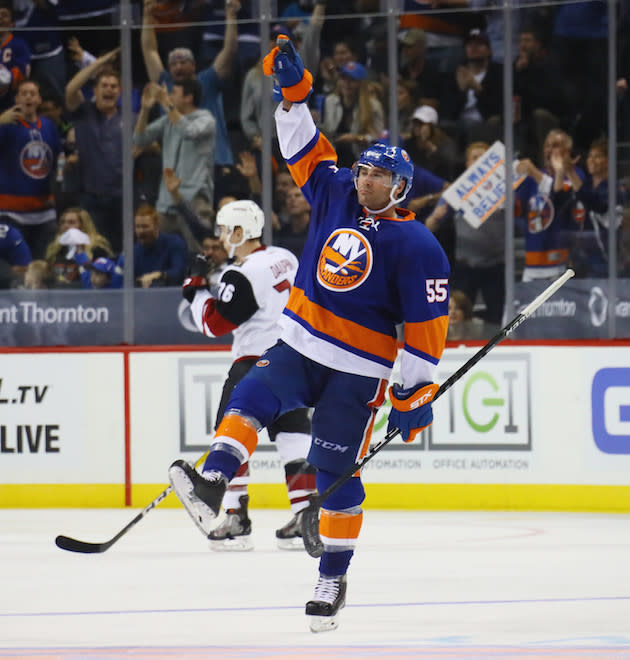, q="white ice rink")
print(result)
[1,507,630,659]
